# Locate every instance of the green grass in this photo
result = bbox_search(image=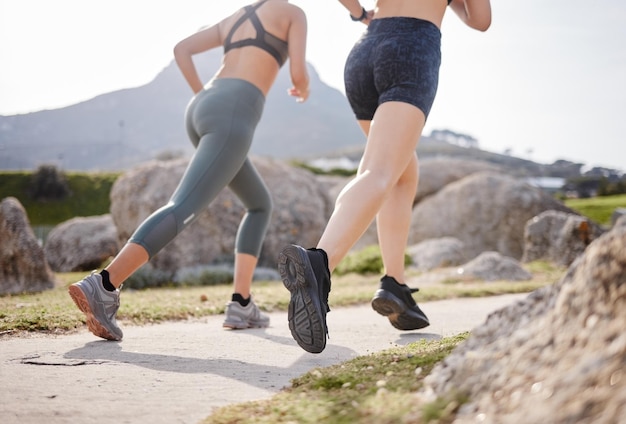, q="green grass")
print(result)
[564,194,626,226]
[203,334,470,424]
[0,264,562,336]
